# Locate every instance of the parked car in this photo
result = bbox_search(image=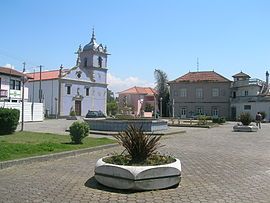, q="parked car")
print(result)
[85,110,106,118]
